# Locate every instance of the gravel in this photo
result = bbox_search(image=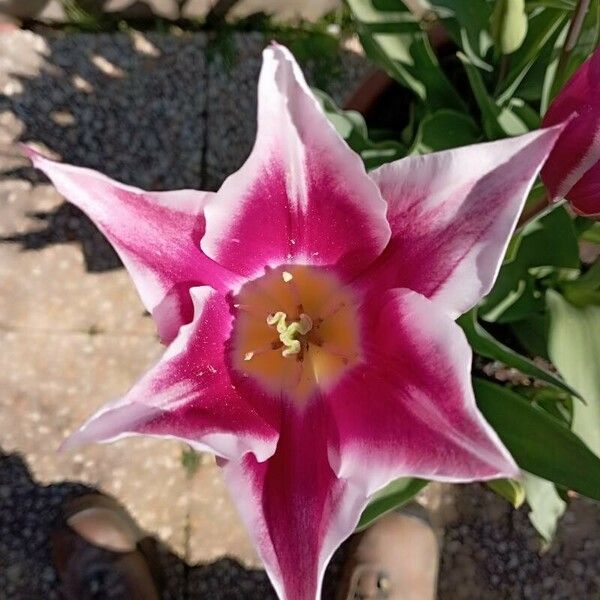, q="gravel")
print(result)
[438,484,600,599]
